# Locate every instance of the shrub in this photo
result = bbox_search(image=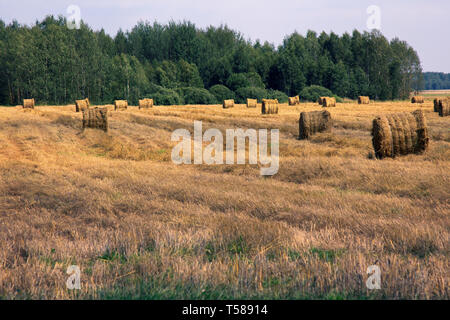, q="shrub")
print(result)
[150,92,182,106]
[177,59,204,88]
[146,83,171,94]
[299,85,333,102]
[177,87,217,105]
[146,87,183,105]
[245,72,265,88]
[331,94,344,103]
[226,72,265,91]
[235,87,267,104]
[209,84,235,102]
[267,89,288,103]
[226,73,250,91]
